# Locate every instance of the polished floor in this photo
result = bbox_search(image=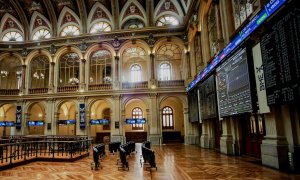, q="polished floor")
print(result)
[0,143,299,180]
